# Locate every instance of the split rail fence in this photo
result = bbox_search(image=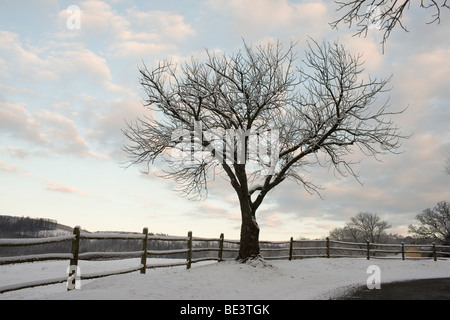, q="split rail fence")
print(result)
[1,226,449,294]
